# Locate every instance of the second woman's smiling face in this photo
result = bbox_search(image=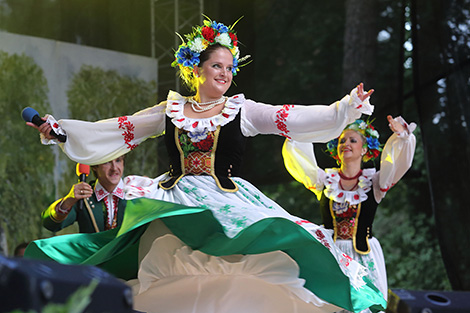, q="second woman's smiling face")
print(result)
[195,47,233,99]
[337,130,367,163]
